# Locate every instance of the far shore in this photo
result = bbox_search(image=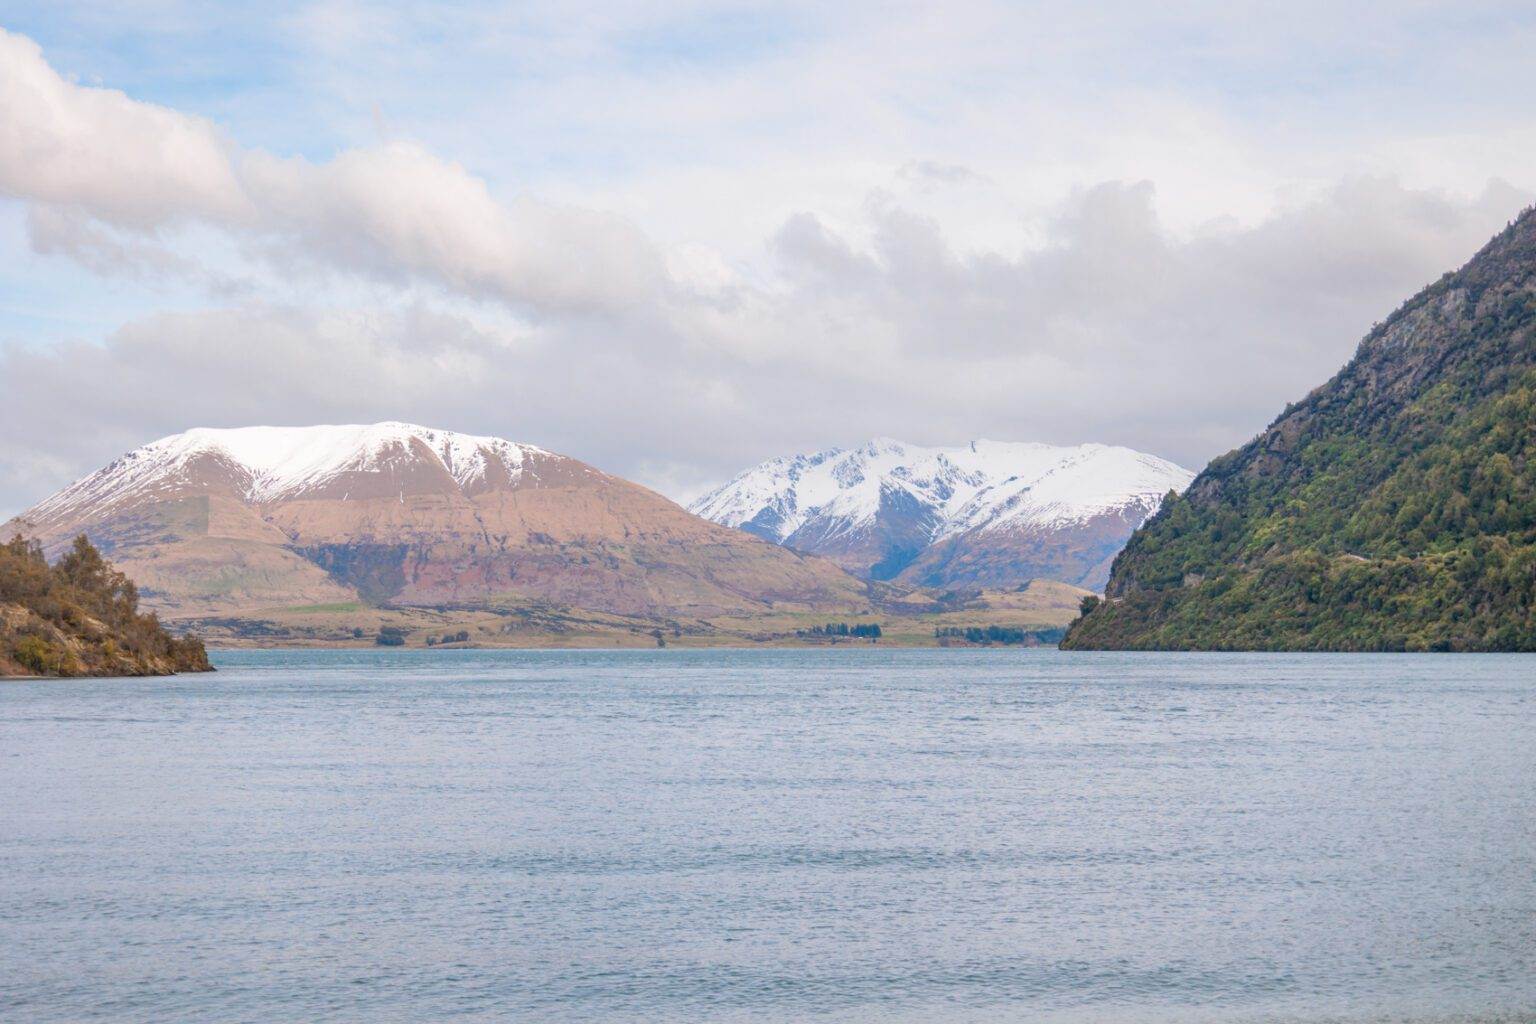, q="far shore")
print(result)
[199,636,1063,652]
